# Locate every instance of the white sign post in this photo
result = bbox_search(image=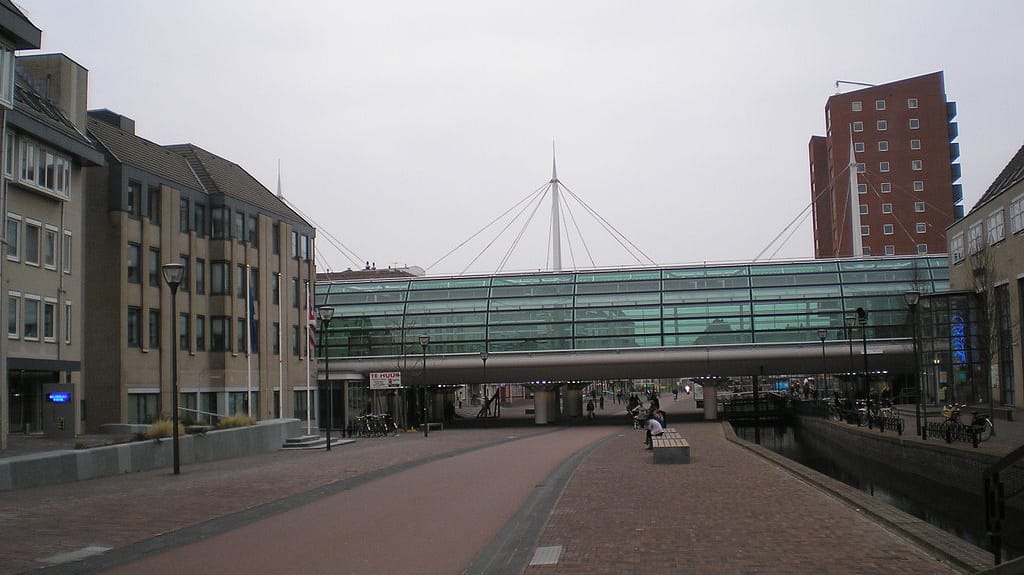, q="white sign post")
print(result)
[370,372,403,390]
